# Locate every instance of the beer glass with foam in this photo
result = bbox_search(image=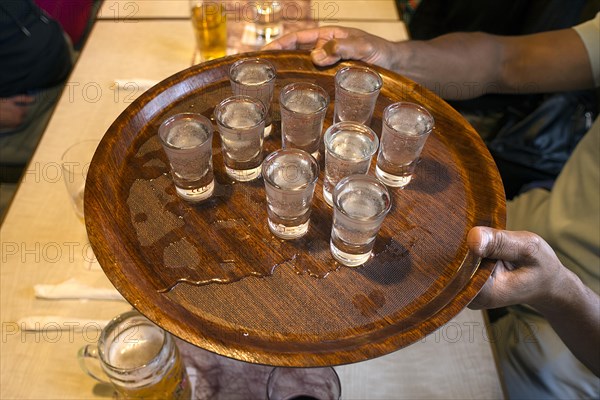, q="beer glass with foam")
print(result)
[78,310,191,399]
